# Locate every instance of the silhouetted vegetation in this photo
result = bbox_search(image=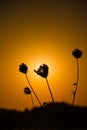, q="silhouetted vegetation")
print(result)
[72,49,82,106]
[0,102,87,129]
[9,48,86,129]
[34,64,54,103]
[24,87,34,108]
[19,63,42,106]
